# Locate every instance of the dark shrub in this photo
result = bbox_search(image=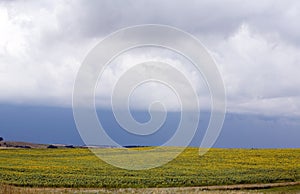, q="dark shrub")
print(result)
[15,145,31,149]
[47,145,58,149]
